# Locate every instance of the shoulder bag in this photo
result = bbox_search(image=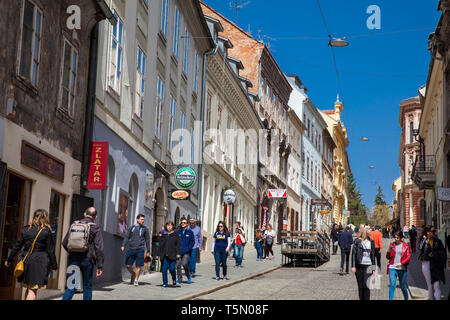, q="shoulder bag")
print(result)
[14,228,43,278]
